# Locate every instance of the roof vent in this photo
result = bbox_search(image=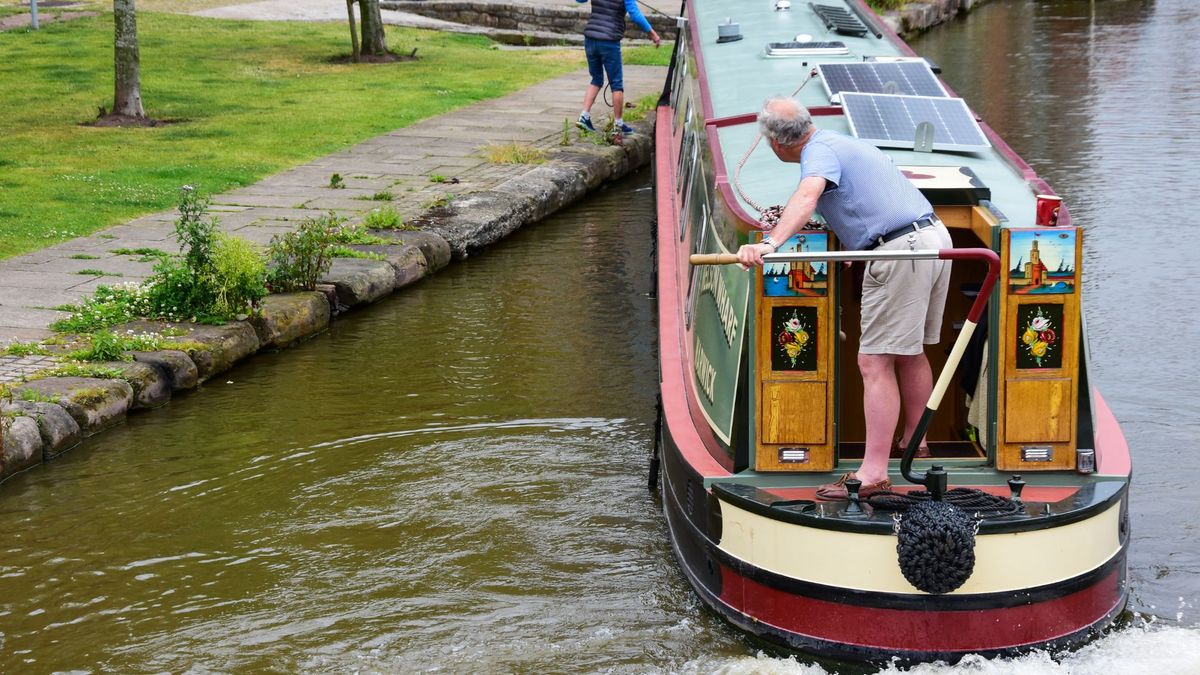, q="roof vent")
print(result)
[717,17,743,43]
[809,3,868,37]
